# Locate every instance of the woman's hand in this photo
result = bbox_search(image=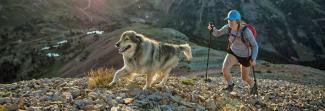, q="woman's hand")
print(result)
[251,60,256,66]
[207,24,214,32]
